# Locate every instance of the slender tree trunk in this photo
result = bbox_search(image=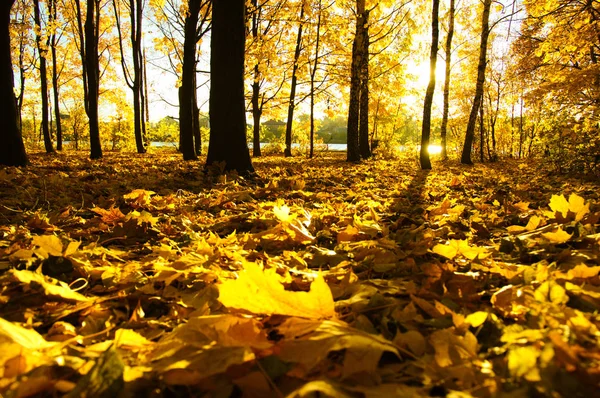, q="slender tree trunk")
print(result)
[284,0,305,157]
[206,0,254,175]
[461,0,491,165]
[309,0,322,159]
[308,0,323,159]
[0,0,28,166]
[479,100,485,162]
[251,67,262,157]
[142,47,149,144]
[420,0,440,170]
[518,93,524,158]
[193,71,201,155]
[131,0,145,153]
[347,0,365,162]
[440,0,455,161]
[49,0,63,150]
[85,0,102,159]
[358,7,371,159]
[33,0,54,153]
[250,0,262,157]
[179,0,200,160]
